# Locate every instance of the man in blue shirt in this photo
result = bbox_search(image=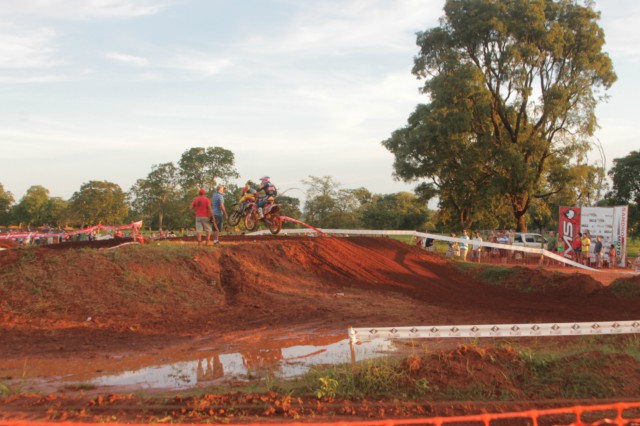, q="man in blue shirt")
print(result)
[211,185,228,244]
